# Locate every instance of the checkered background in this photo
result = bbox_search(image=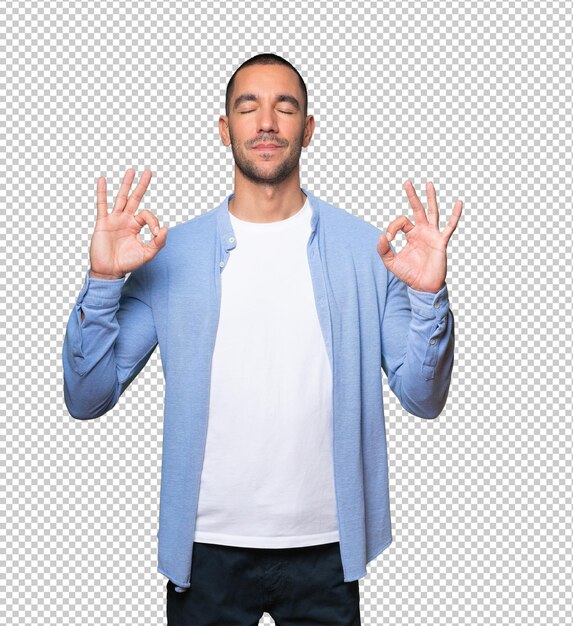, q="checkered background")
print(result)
[2,0,572,624]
